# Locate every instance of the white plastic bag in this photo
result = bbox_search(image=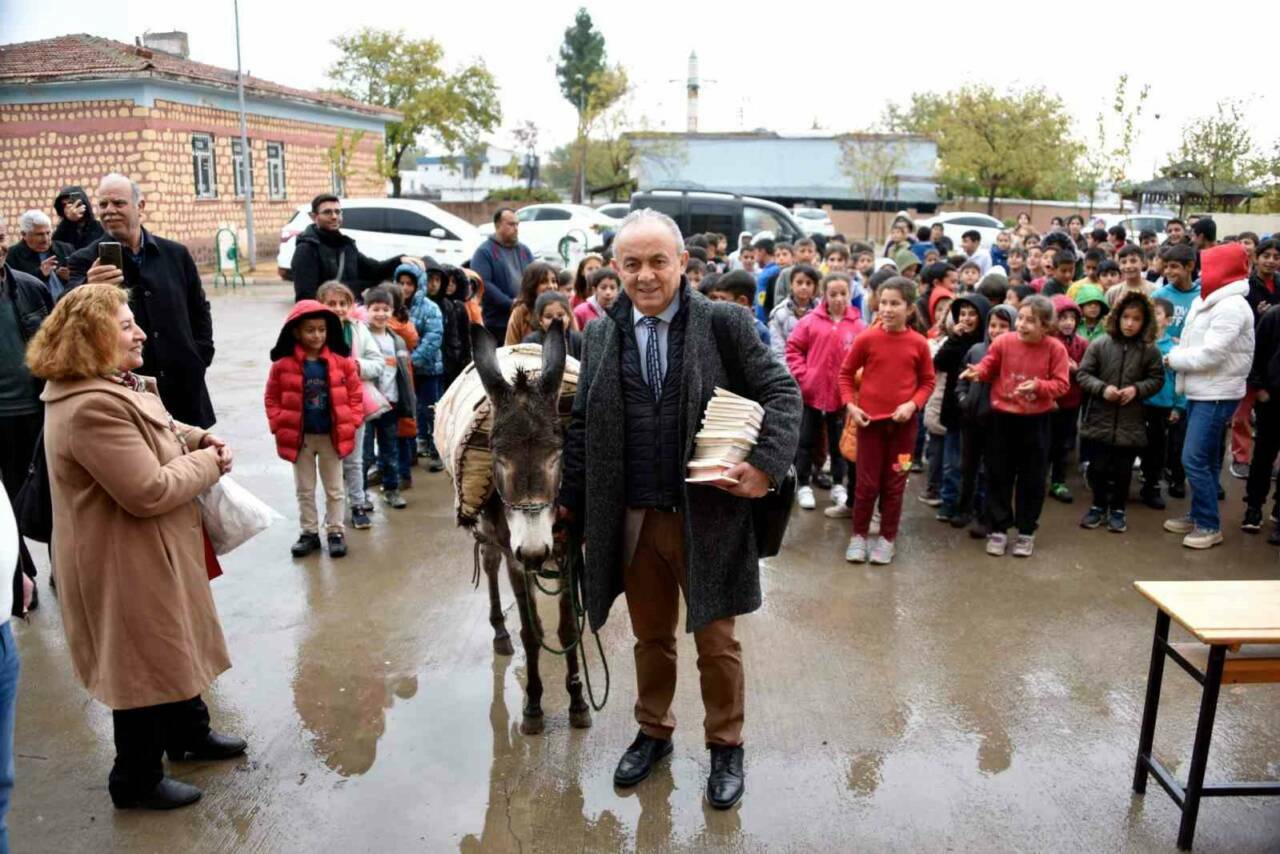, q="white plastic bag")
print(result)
[197,477,281,555]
